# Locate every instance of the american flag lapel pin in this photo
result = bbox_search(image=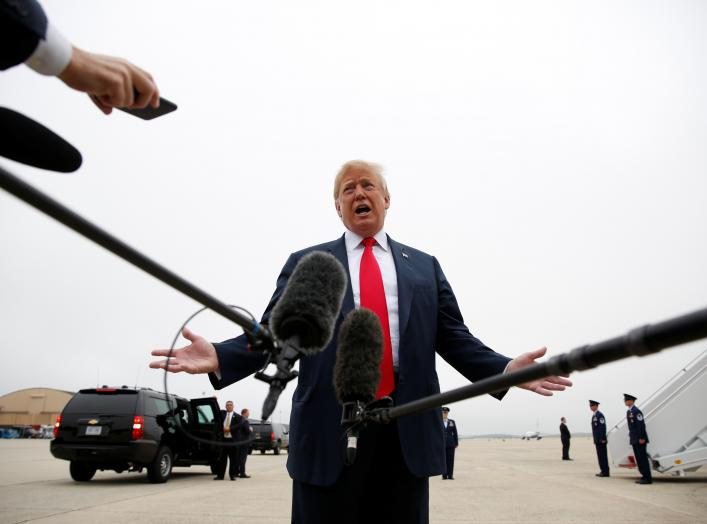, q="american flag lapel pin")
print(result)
[402,251,409,260]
